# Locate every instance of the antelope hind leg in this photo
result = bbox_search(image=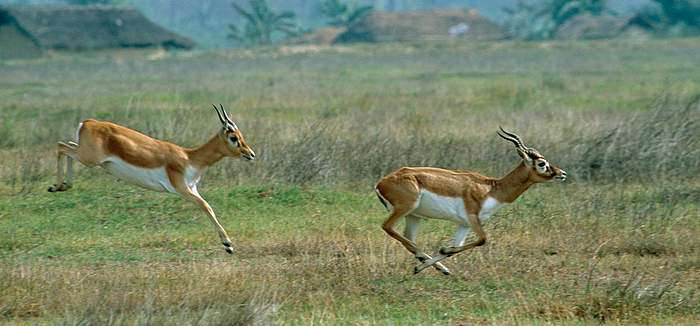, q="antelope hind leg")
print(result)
[48,142,77,192]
